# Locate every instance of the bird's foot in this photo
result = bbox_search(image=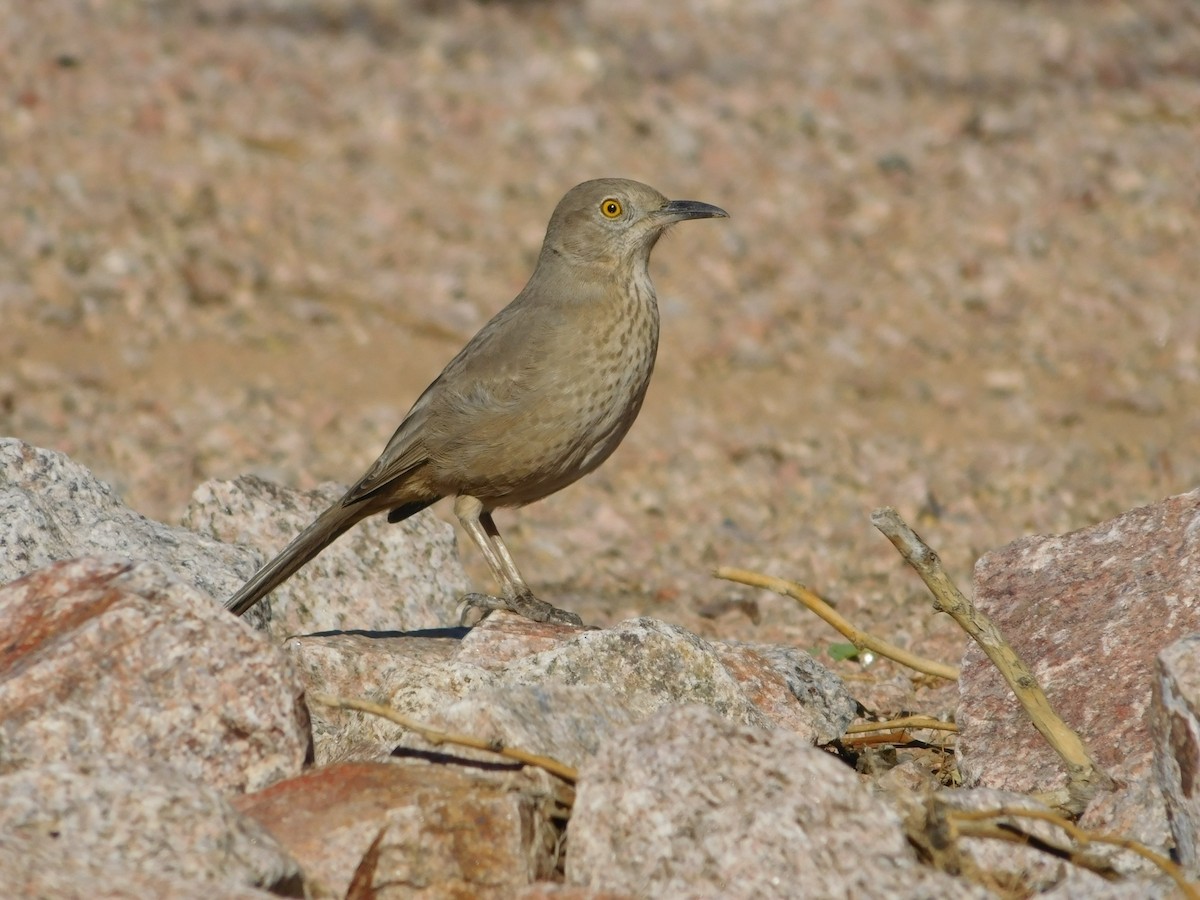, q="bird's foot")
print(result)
[457,591,584,628]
